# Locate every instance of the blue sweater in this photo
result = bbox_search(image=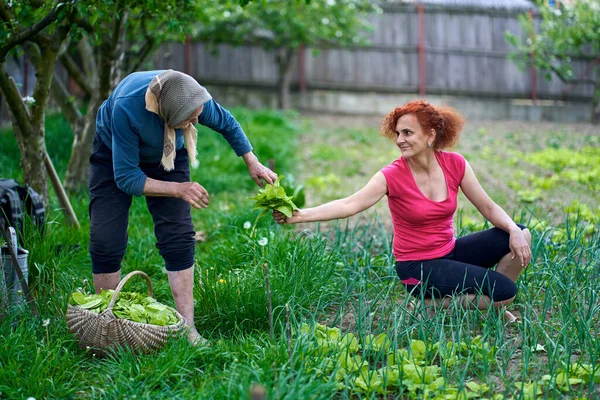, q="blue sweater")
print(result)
[96,71,253,196]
